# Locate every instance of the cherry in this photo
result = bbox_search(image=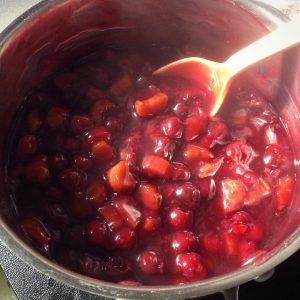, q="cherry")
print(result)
[42,202,70,230]
[168,207,193,229]
[103,256,132,280]
[79,254,103,278]
[85,126,111,149]
[48,153,67,173]
[172,230,198,253]
[173,182,201,210]
[176,252,207,280]
[91,99,116,124]
[85,220,108,247]
[71,154,93,171]
[92,140,115,164]
[69,191,93,219]
[173,102,188,118]
[112,227,135,249]
[172,162,191,181]
[17,135,37,160]
[62,137,81,154]
[207,117,228,142]
[263,144,290,169]
[162,116,183,138]
[151,135,176,160]
[25,155,50,185]
[27,109,43,132]
[226,141,256,165]
[137,250,165,274]
[19,218,51,256]
[58,168,87,191]
[45,106,69,130]
[45,185,63,202]
[70,114,93,135]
